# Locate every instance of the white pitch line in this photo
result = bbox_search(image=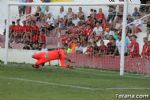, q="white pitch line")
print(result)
[71,69,150,80]
[0,76,150,91]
